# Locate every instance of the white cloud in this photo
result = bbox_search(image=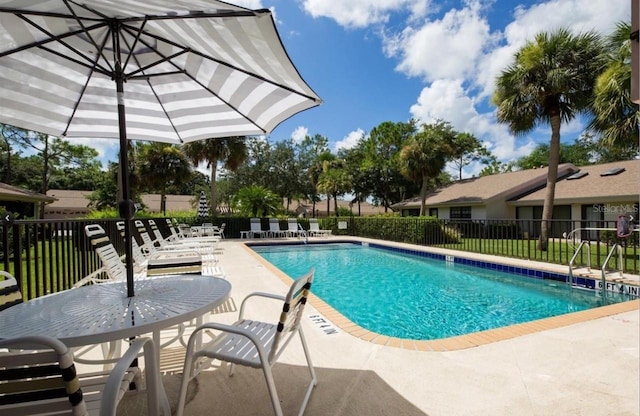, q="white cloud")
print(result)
[476,0,629,98]
[65,137,118,168]
[383,0,494,82]
[301,0,432,29]
[290,126,308,143]
[409,79,536,164]
[334,128,365,151]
